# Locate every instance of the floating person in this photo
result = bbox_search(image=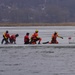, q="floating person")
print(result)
[43,32,63,44]
[24,32,30,44]
[1,30,10,44]
[10,34,19,44]
[30,30,42,44]
[50,32,63,44]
